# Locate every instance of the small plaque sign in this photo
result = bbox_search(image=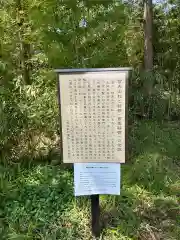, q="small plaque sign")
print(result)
[57,69,129,163]
[74,163,121,196]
